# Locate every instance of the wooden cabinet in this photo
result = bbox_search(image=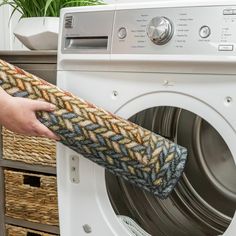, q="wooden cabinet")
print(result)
[0,51,59,236]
